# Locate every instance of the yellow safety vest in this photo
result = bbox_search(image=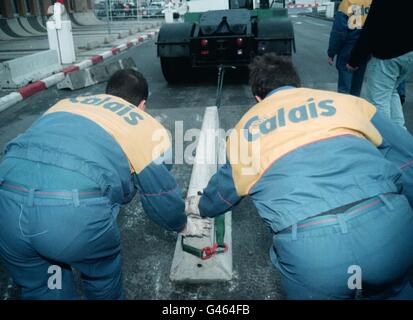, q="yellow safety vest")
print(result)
[46,94,171,174]
[227,88,382,196]
[339,0,372,29]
